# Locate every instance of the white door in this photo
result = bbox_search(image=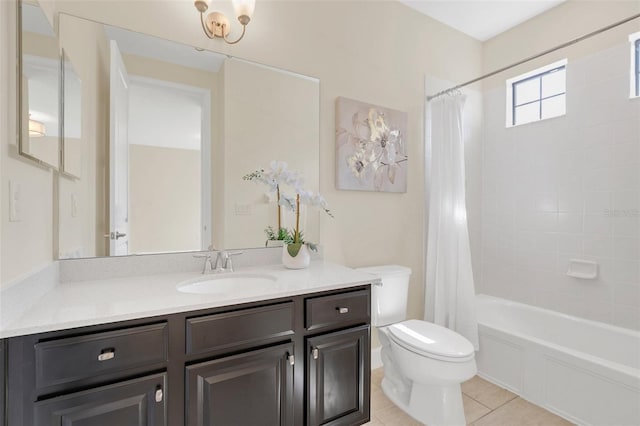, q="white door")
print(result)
[109,41,130,256]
